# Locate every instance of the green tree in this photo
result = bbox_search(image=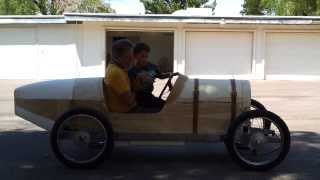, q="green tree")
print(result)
[0,0,38,15]
[241,0,265,15]
[76,0,115,13]
[140,0,216,14]
[0,0,115,15]
[241,0,320,16]
[33,0,115,15]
